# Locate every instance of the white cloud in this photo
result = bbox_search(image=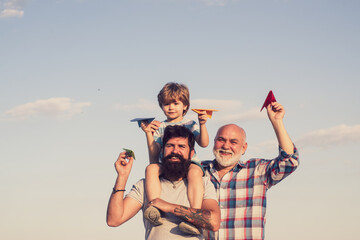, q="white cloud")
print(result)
[0,0,26,18]
[192,99,265,123]
[216,107,266,123]
[114,98,264,123]
[2,98,91,120]
[114,99,158,112]
[239,124,360,158]
[296,124,360,149]
[0,8,23,18]
[191,98,243,110]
